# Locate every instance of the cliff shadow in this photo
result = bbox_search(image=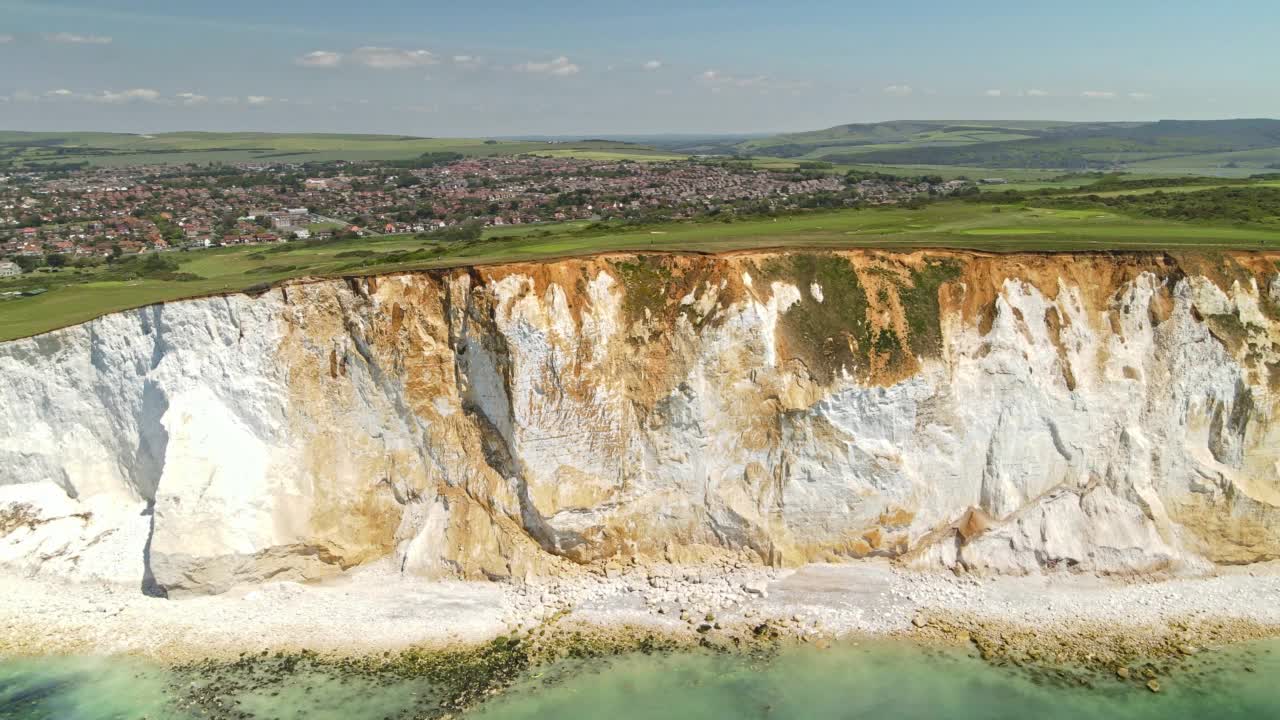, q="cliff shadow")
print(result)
[136,378,170,598]
[140,503,167,597]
